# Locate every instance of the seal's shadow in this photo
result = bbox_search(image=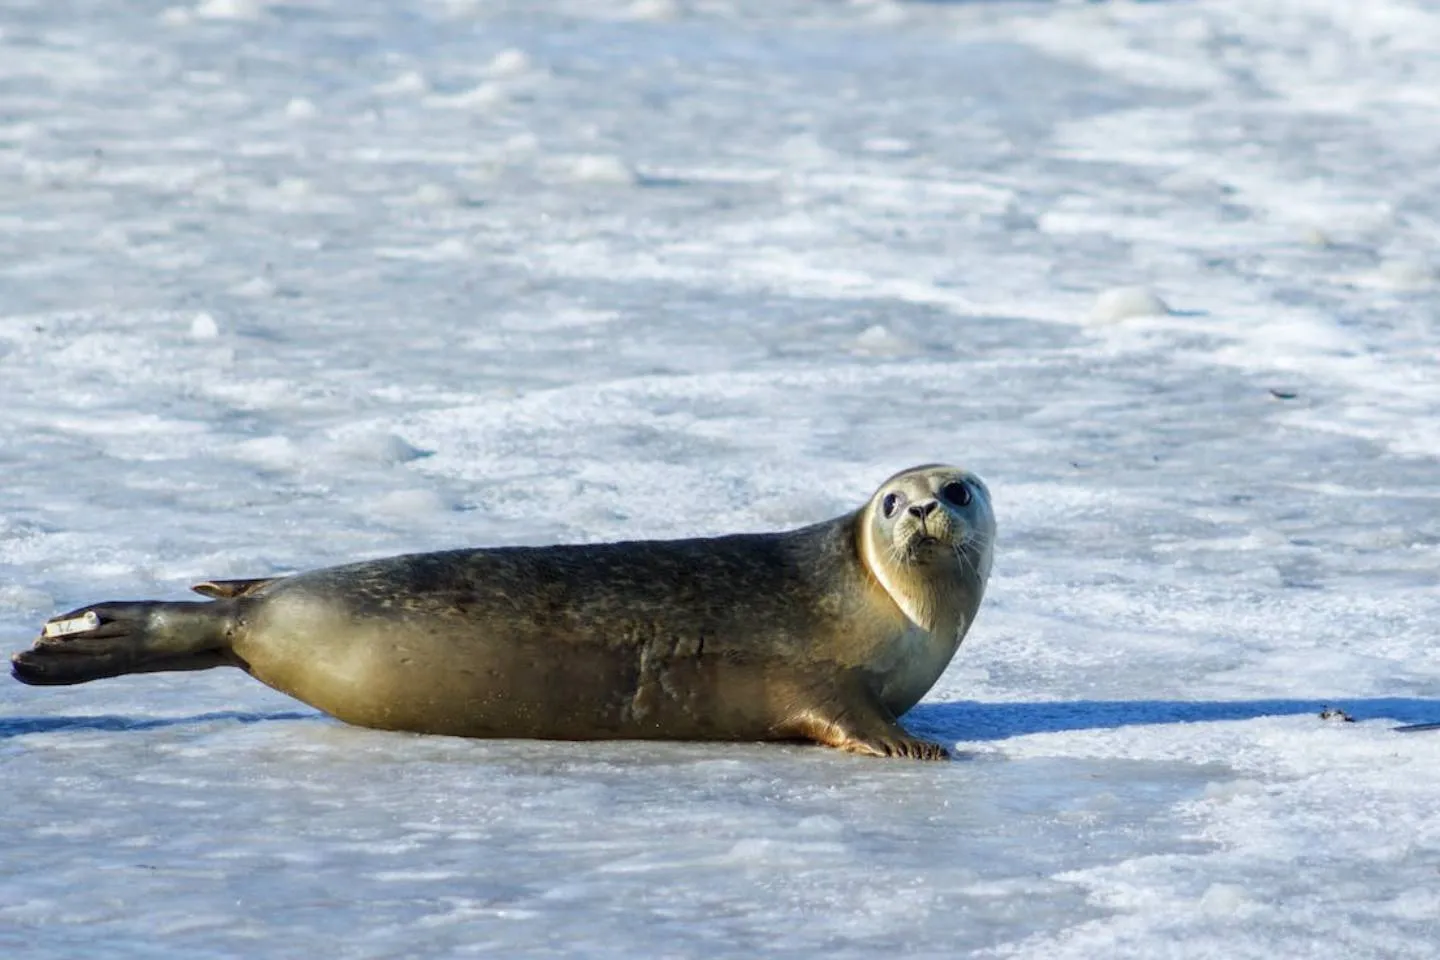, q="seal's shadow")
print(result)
[0,710,317,740]
[906,697,1440,741]
[7,700,1438,744]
